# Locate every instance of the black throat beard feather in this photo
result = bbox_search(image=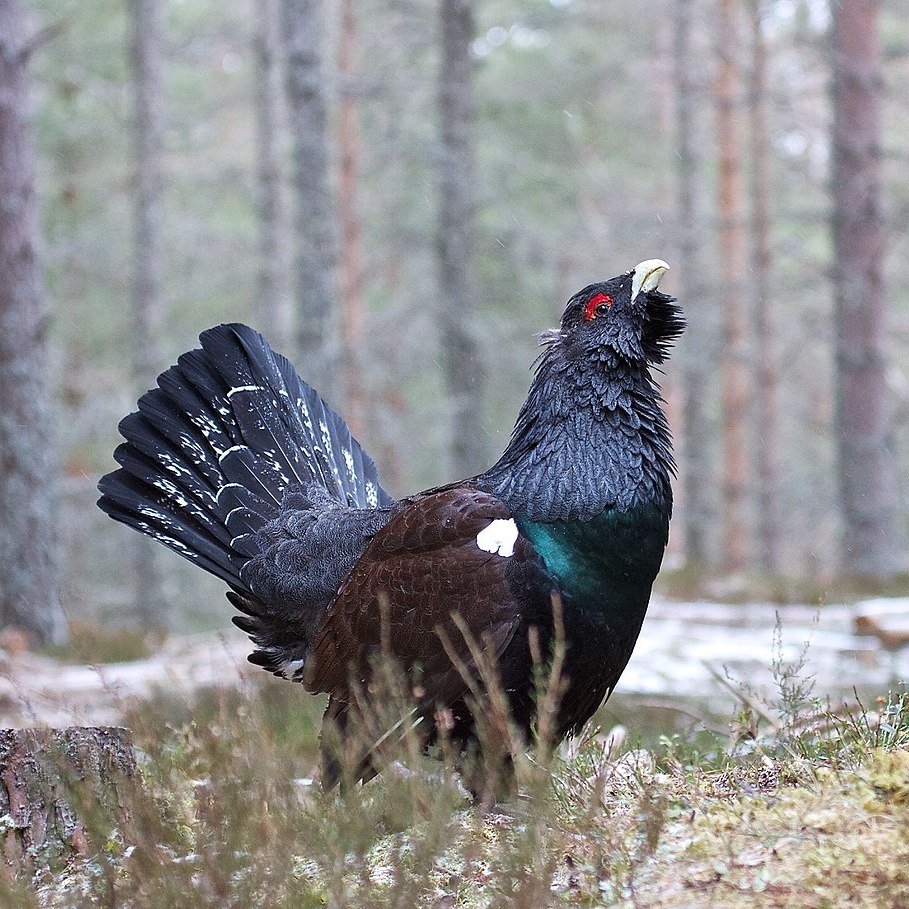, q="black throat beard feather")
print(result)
[476,292,683,524]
